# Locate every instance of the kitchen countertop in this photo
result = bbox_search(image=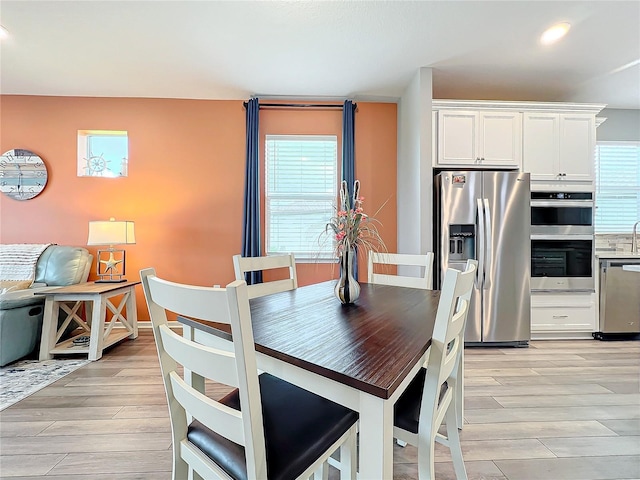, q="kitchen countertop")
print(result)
[595,252,640,259]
